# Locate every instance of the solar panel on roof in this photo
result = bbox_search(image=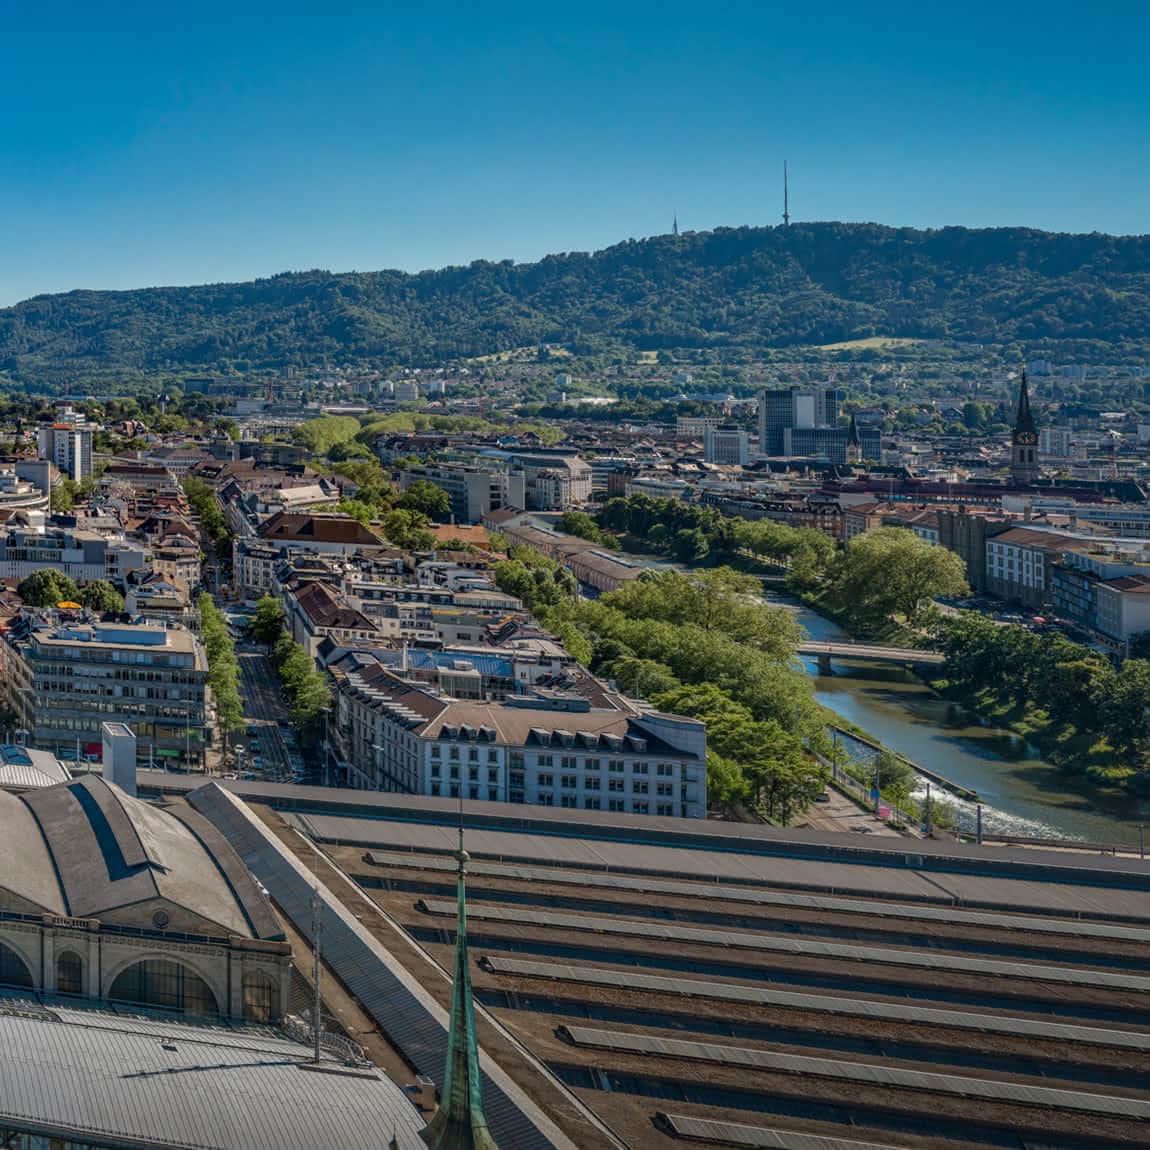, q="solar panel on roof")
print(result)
[419,900,1148,992]
[560,1026,1150,1120]
[479,956,1150,1052]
